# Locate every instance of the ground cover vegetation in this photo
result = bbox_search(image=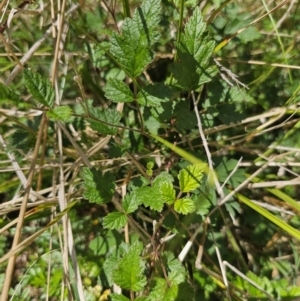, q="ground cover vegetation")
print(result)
[0,0,300,300]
